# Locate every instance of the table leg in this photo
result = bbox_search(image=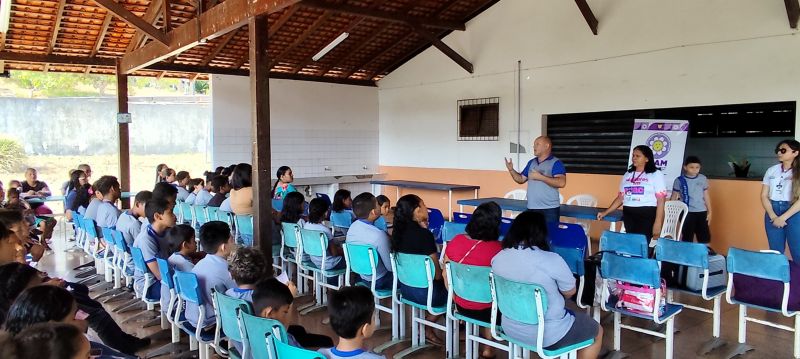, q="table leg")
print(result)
[448,190,453,221]
[396,187,399,201]
[474,189,478,199]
